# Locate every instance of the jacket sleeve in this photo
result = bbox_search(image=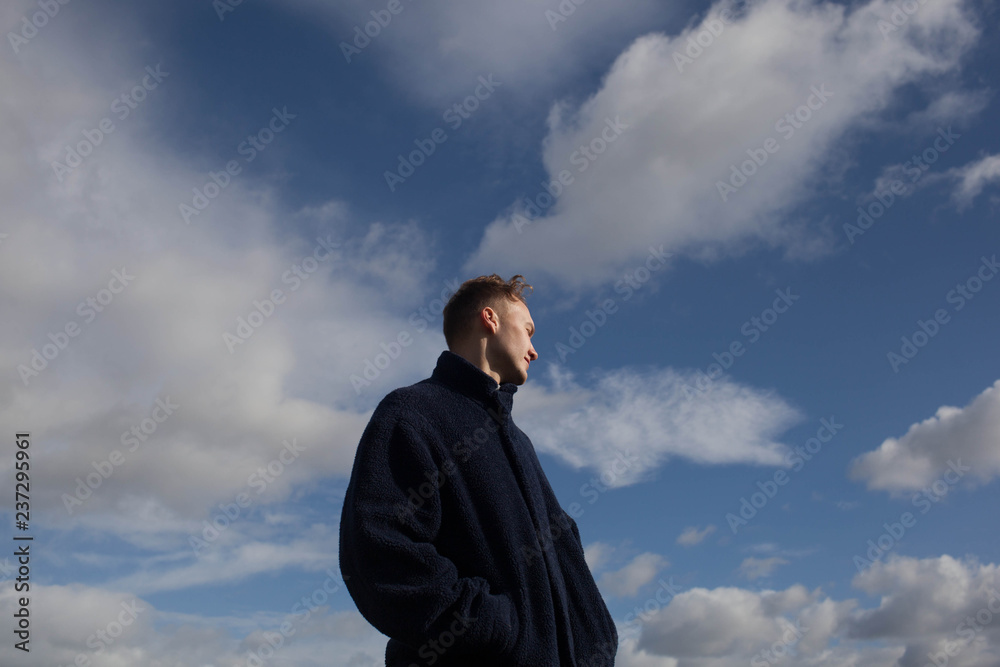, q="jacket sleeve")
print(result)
[339,406,520,658]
